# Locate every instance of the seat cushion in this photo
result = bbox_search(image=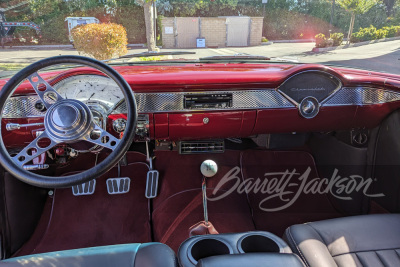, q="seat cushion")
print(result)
[0,243,177,267]
[284,214,400,267]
